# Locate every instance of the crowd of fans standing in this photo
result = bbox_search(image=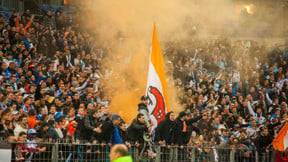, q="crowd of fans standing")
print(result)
[0,6,287,162]
[161,38,288,161]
